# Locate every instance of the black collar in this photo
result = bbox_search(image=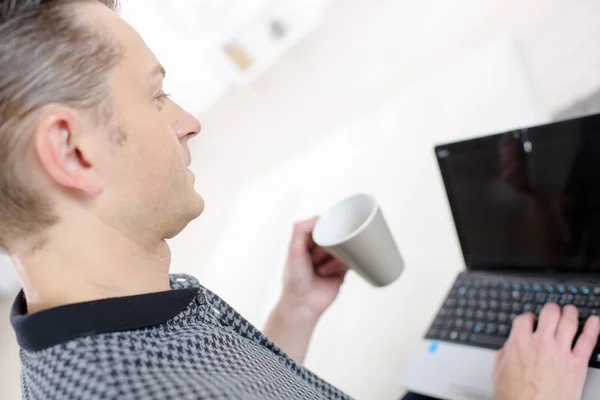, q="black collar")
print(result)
[10,287,199,352]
